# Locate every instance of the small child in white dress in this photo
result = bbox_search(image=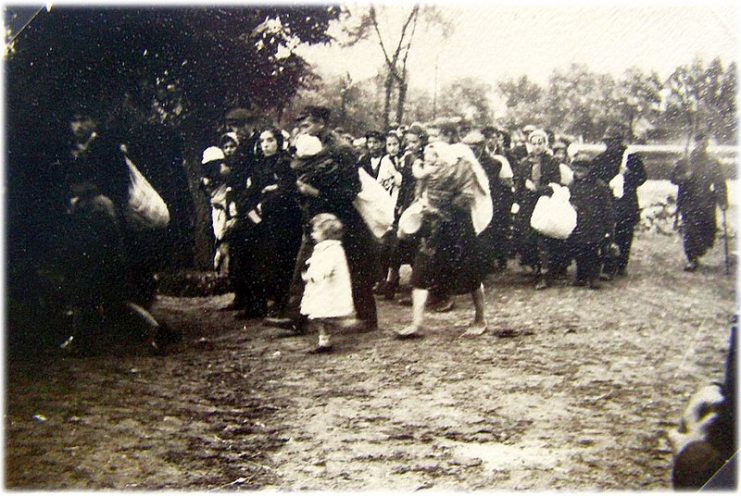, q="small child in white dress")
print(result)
[300,213,355,352]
